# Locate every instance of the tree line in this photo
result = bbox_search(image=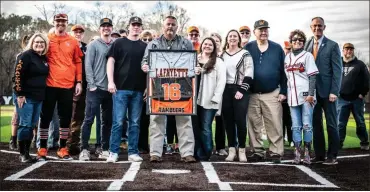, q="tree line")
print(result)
[0,1,210,96]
